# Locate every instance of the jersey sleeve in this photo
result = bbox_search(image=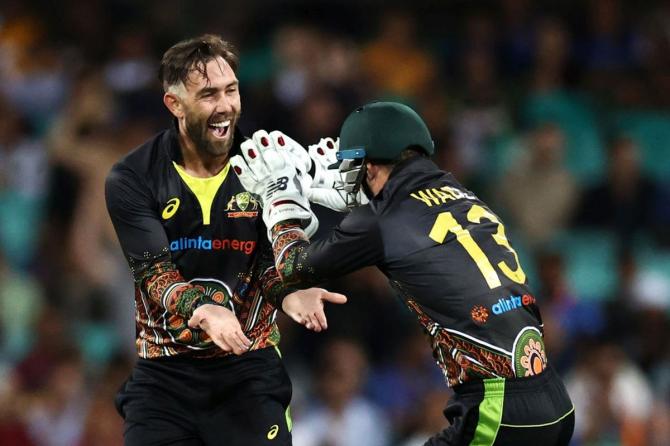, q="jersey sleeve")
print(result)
[254,226,297,311]
[105,165,170,271]
[271,206,385,287]
[105,165,210,319]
